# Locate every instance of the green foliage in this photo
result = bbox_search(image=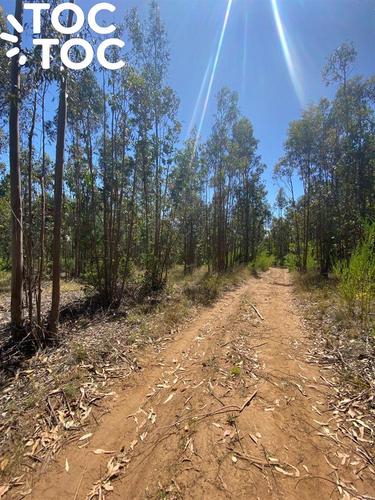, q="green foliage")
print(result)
[286,245,316,272]
[0,7,10,117]
[285,252,297,271]
[334,223,375,322]
[252,252,275,272]
[306,243,318,272]
[229,366,241,377]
